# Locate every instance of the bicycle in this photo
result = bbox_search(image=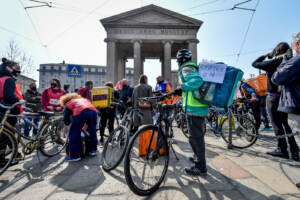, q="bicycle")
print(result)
[102,100,142,172]
[203,105,258,149]
[123,93,179,196]
[0,101,68,175]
